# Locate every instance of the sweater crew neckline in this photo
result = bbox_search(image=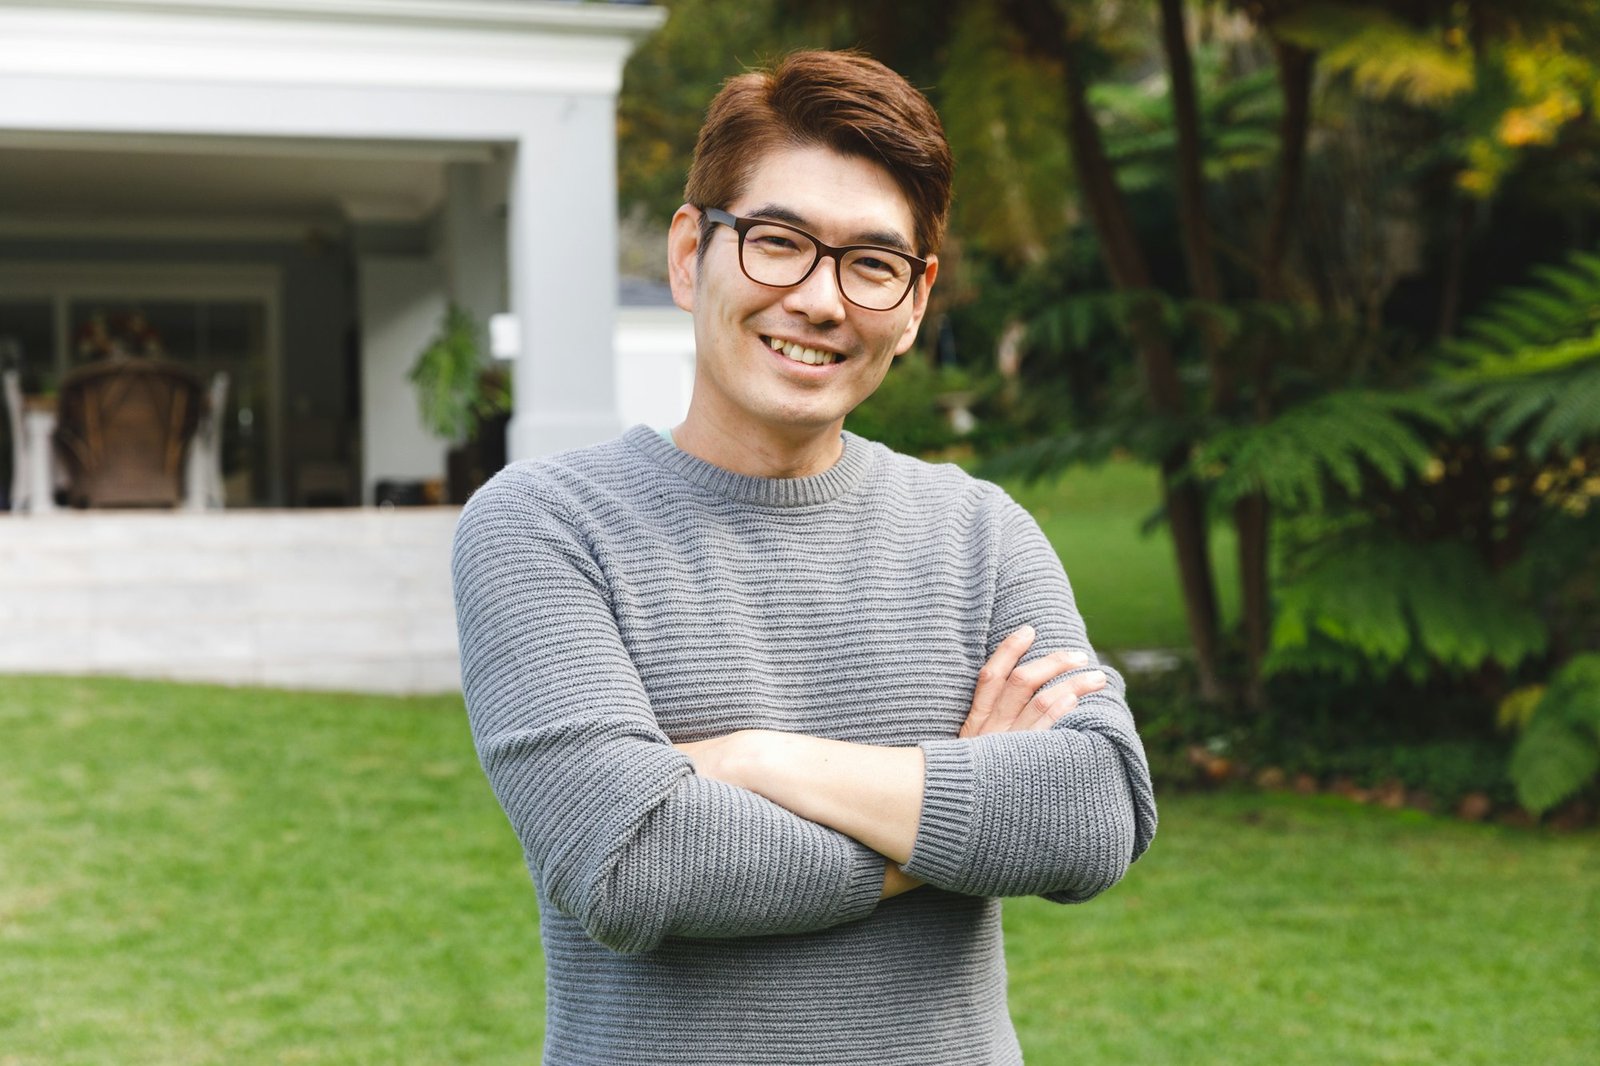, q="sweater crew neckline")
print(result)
[623,424,874,508]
